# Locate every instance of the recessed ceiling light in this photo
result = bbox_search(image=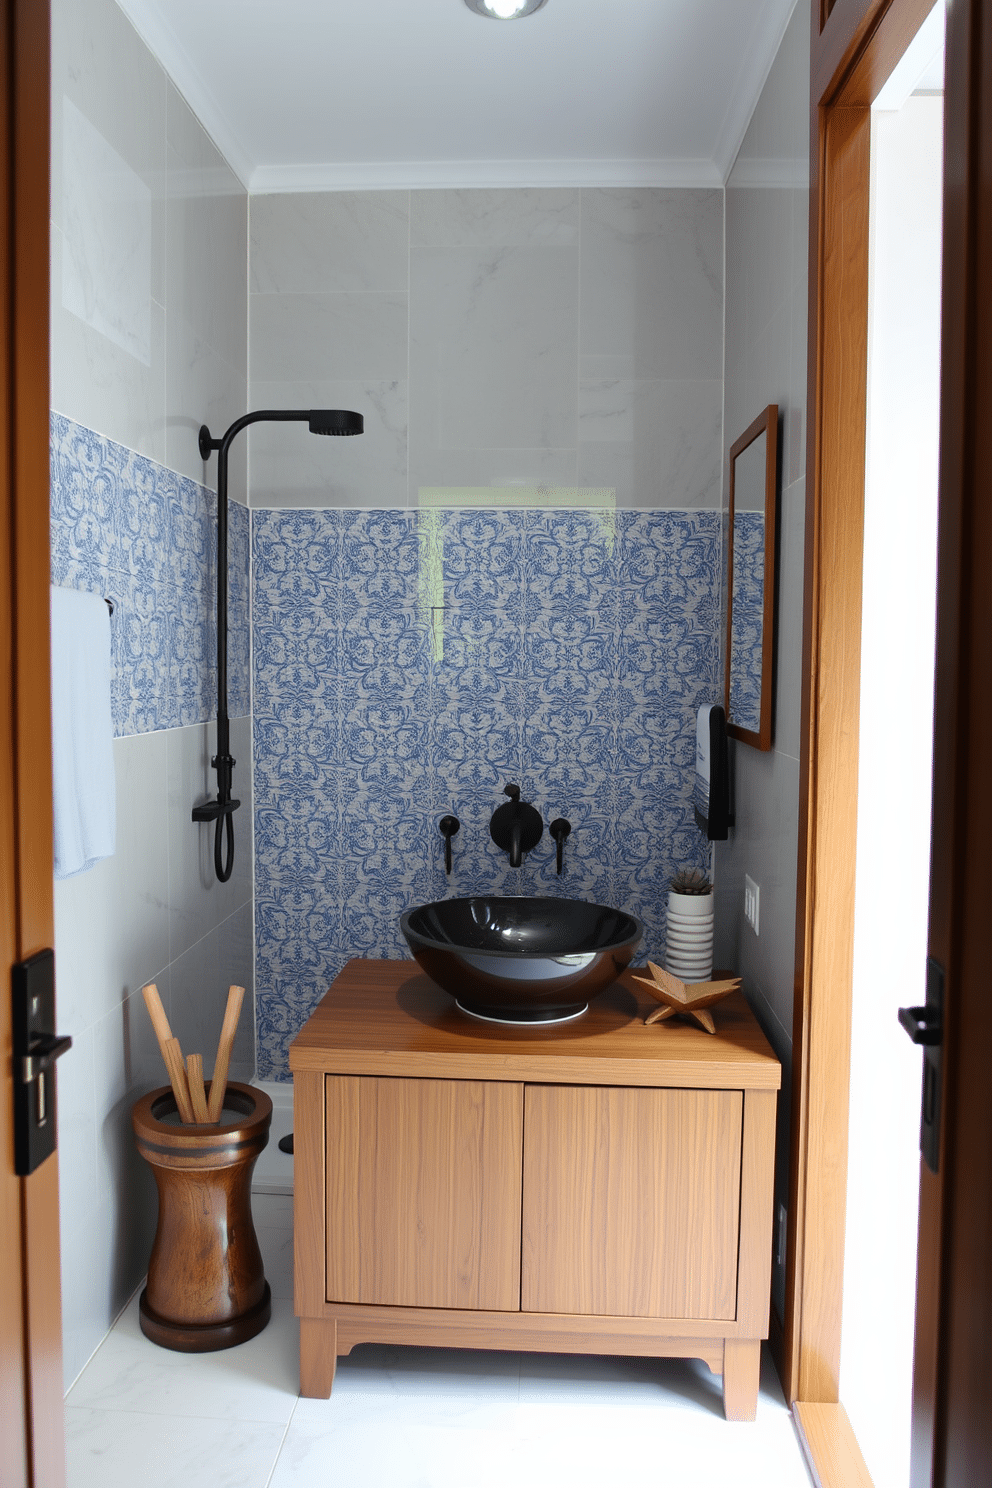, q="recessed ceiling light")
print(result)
[464,0,548,19]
